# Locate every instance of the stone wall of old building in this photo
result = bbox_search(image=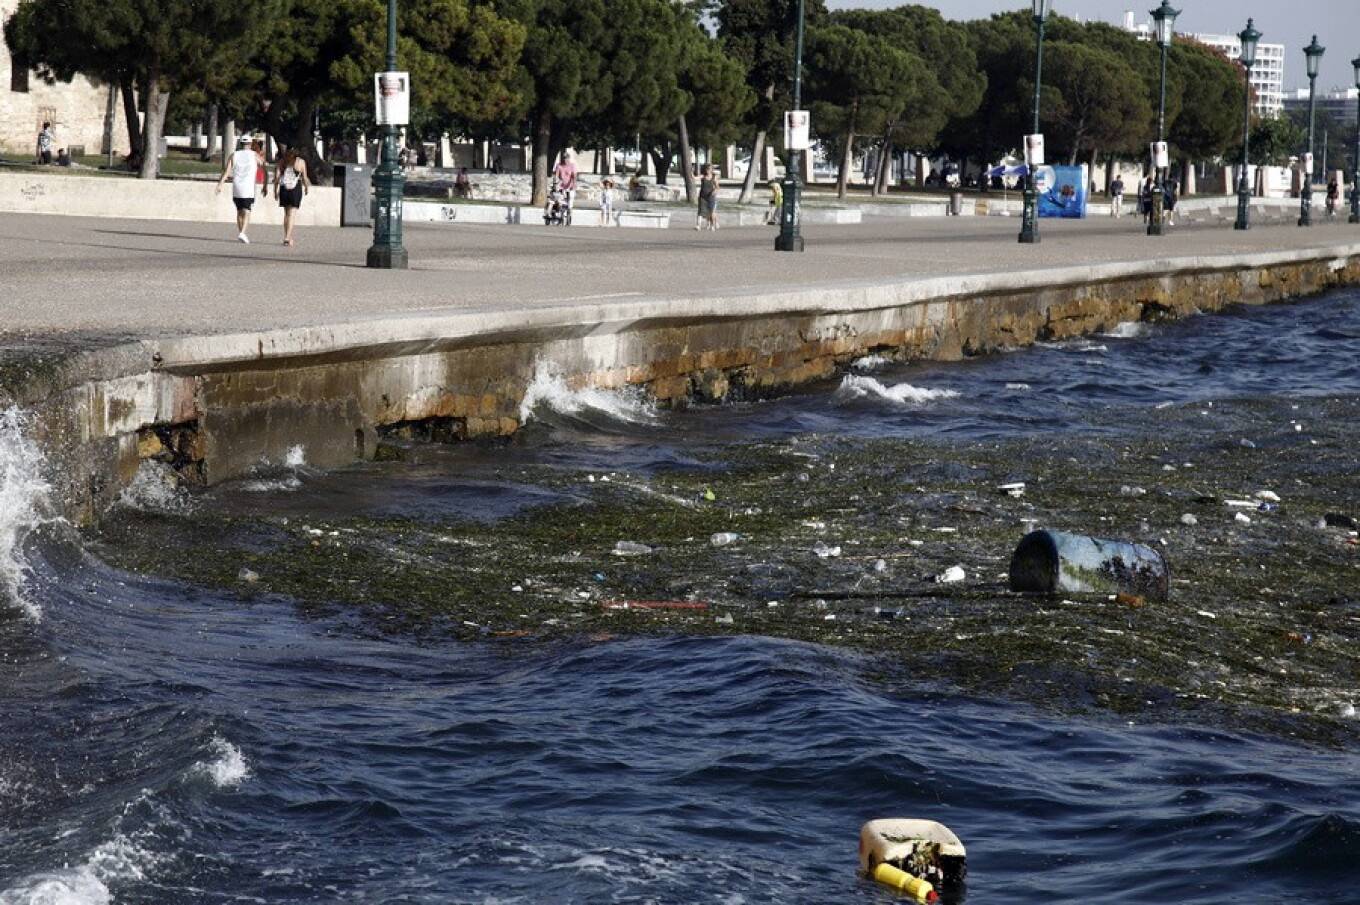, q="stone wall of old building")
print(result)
[0,0,131,158]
